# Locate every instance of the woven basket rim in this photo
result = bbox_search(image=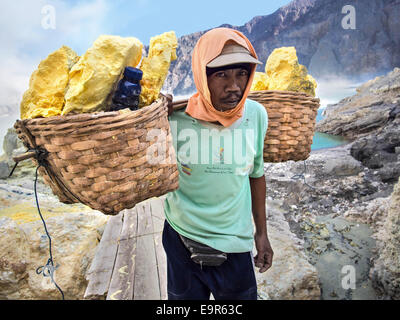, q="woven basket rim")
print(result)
[249,89,316,96]
[248,89,320,103]
[19,96,167,126]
